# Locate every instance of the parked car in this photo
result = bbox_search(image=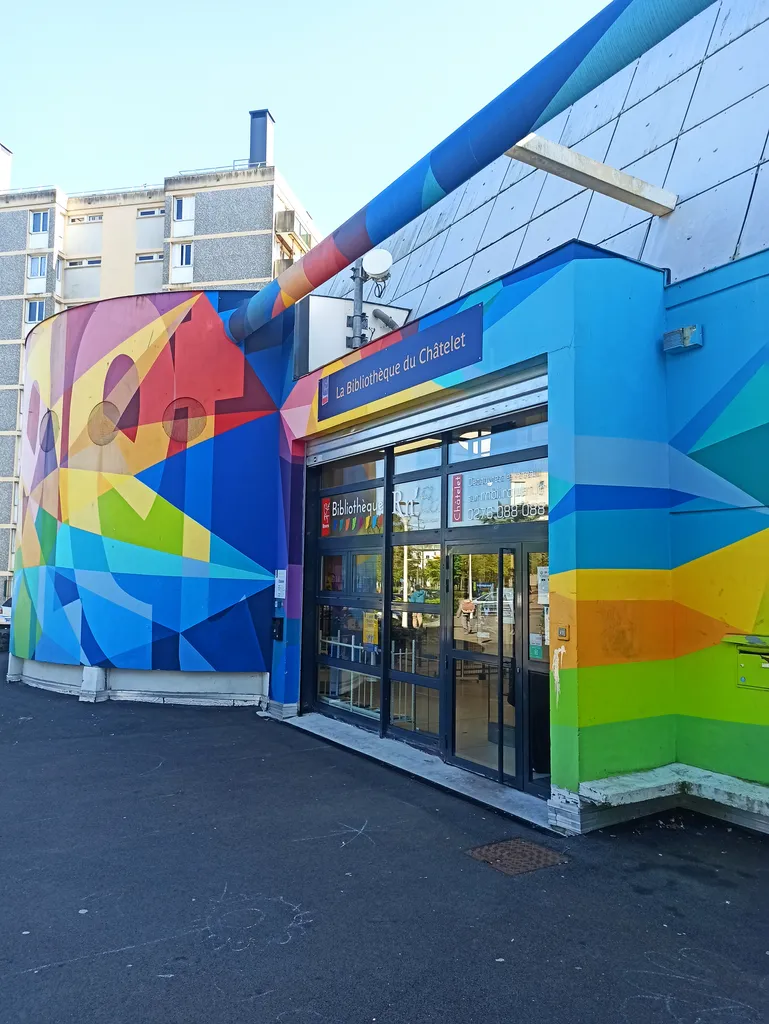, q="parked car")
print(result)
[0,598,11,652]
